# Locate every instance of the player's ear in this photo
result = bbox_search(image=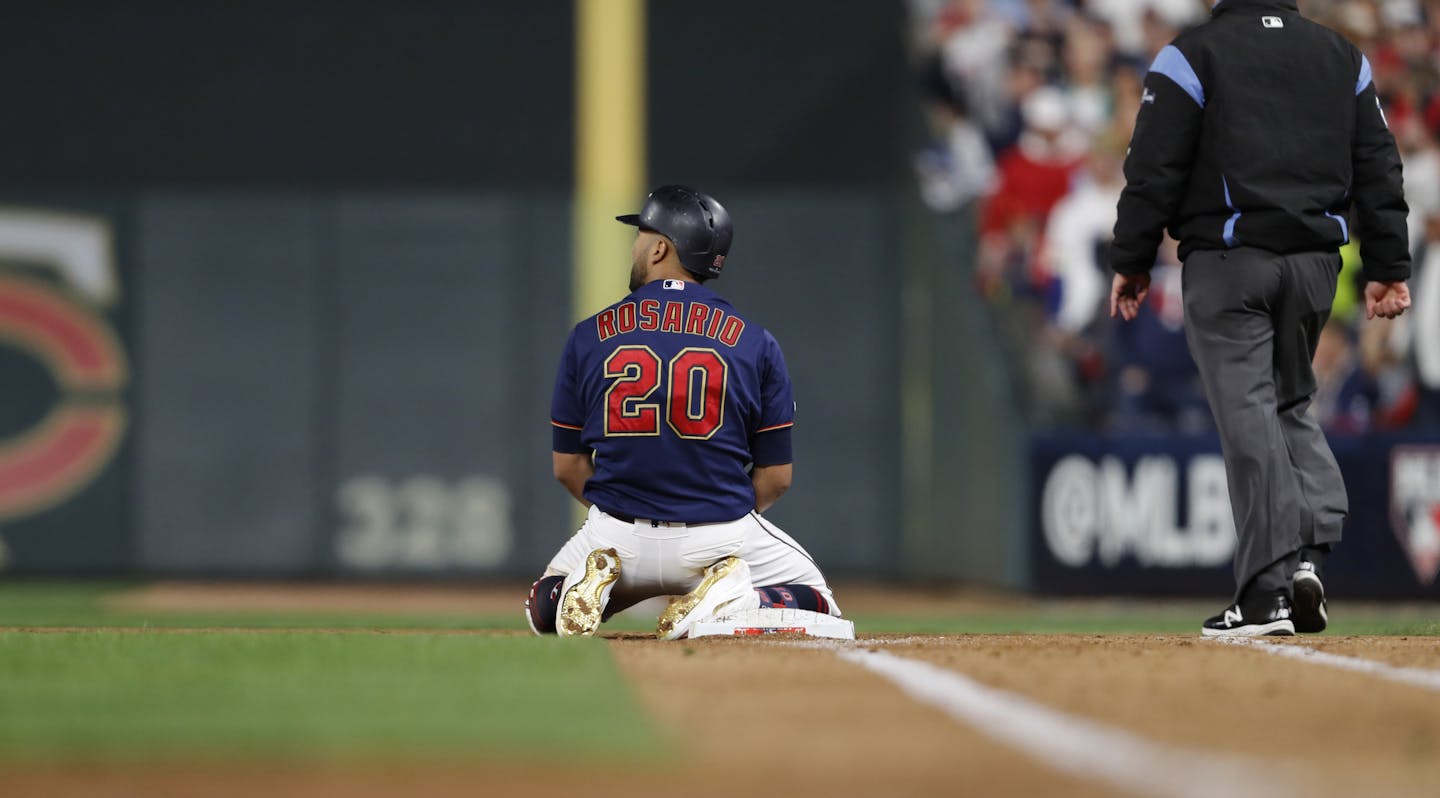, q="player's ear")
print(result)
[651,236,670,265]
